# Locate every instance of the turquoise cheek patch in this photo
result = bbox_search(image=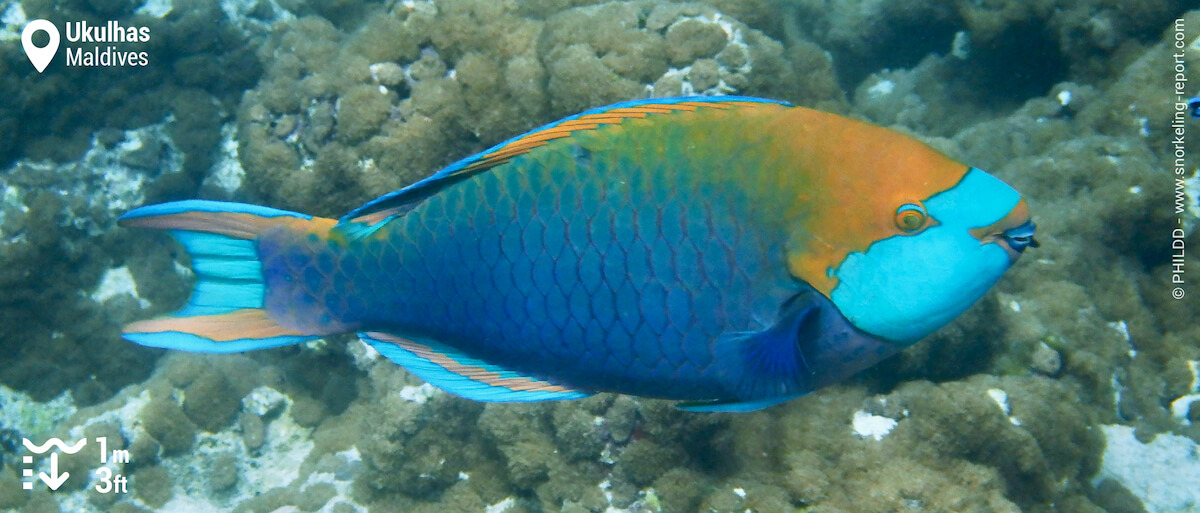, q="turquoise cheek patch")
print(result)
[829,167,1022,343]
[830,228,1011,343]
